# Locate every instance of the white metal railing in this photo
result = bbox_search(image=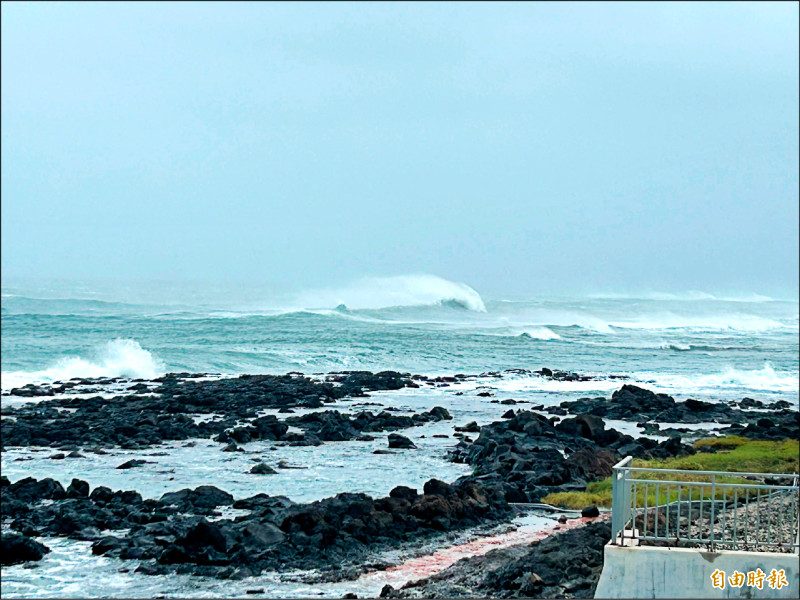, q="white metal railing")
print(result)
[610,456,800,553]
